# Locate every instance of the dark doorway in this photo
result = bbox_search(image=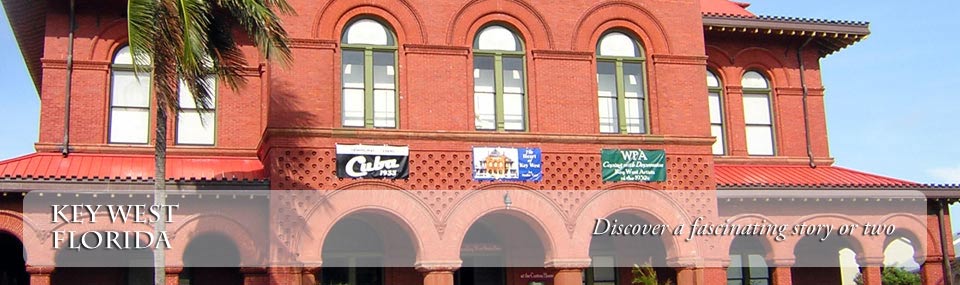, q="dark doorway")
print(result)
[0,232,27,285]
